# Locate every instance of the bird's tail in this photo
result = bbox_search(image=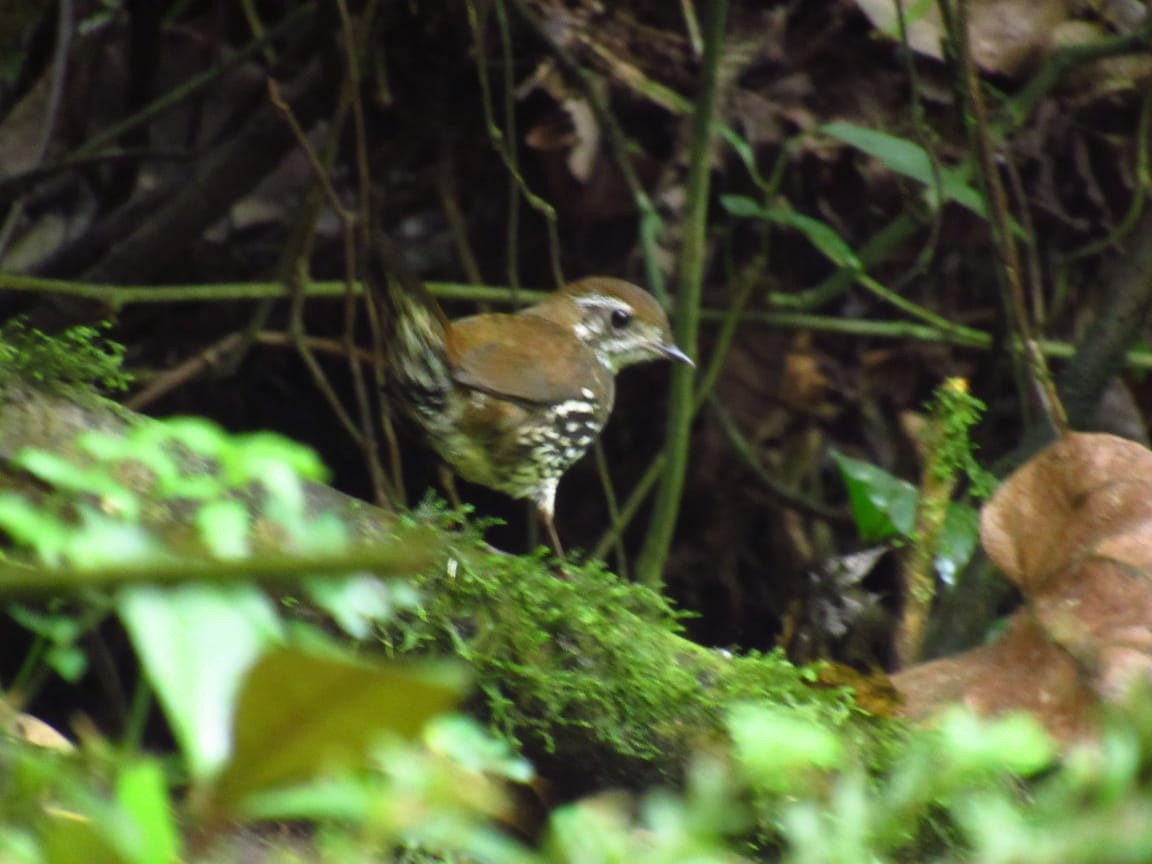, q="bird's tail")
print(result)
[364,232,457,421]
